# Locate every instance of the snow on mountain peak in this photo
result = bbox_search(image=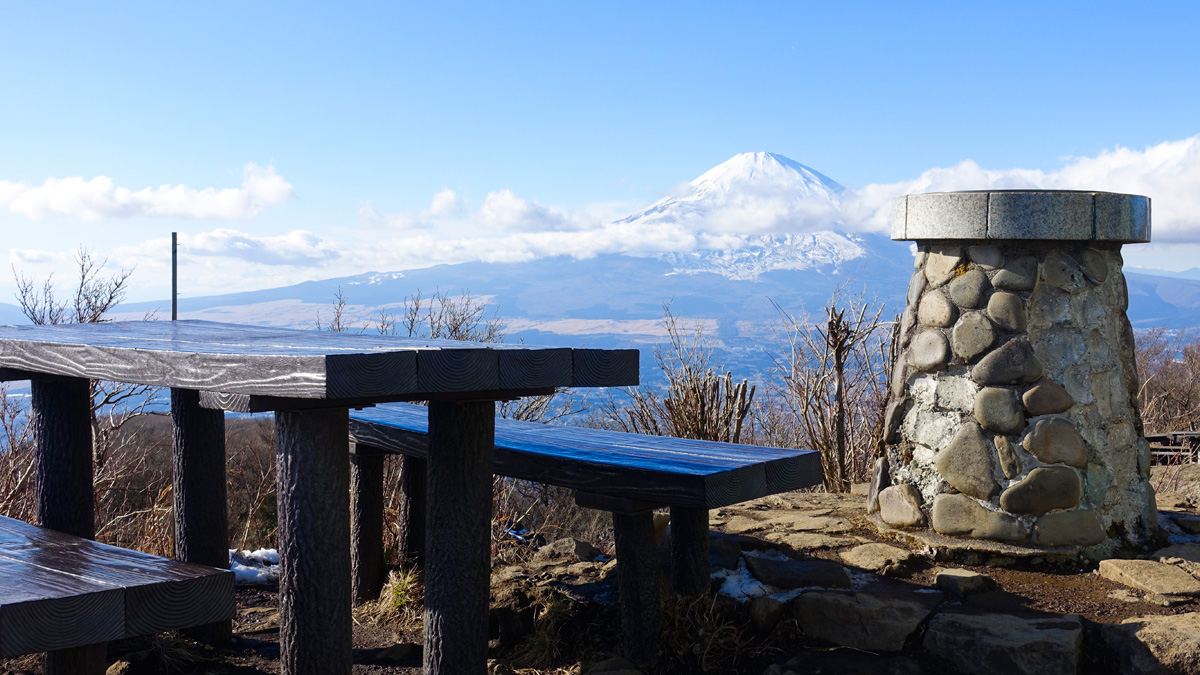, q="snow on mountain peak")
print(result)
[615,152,866,280]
